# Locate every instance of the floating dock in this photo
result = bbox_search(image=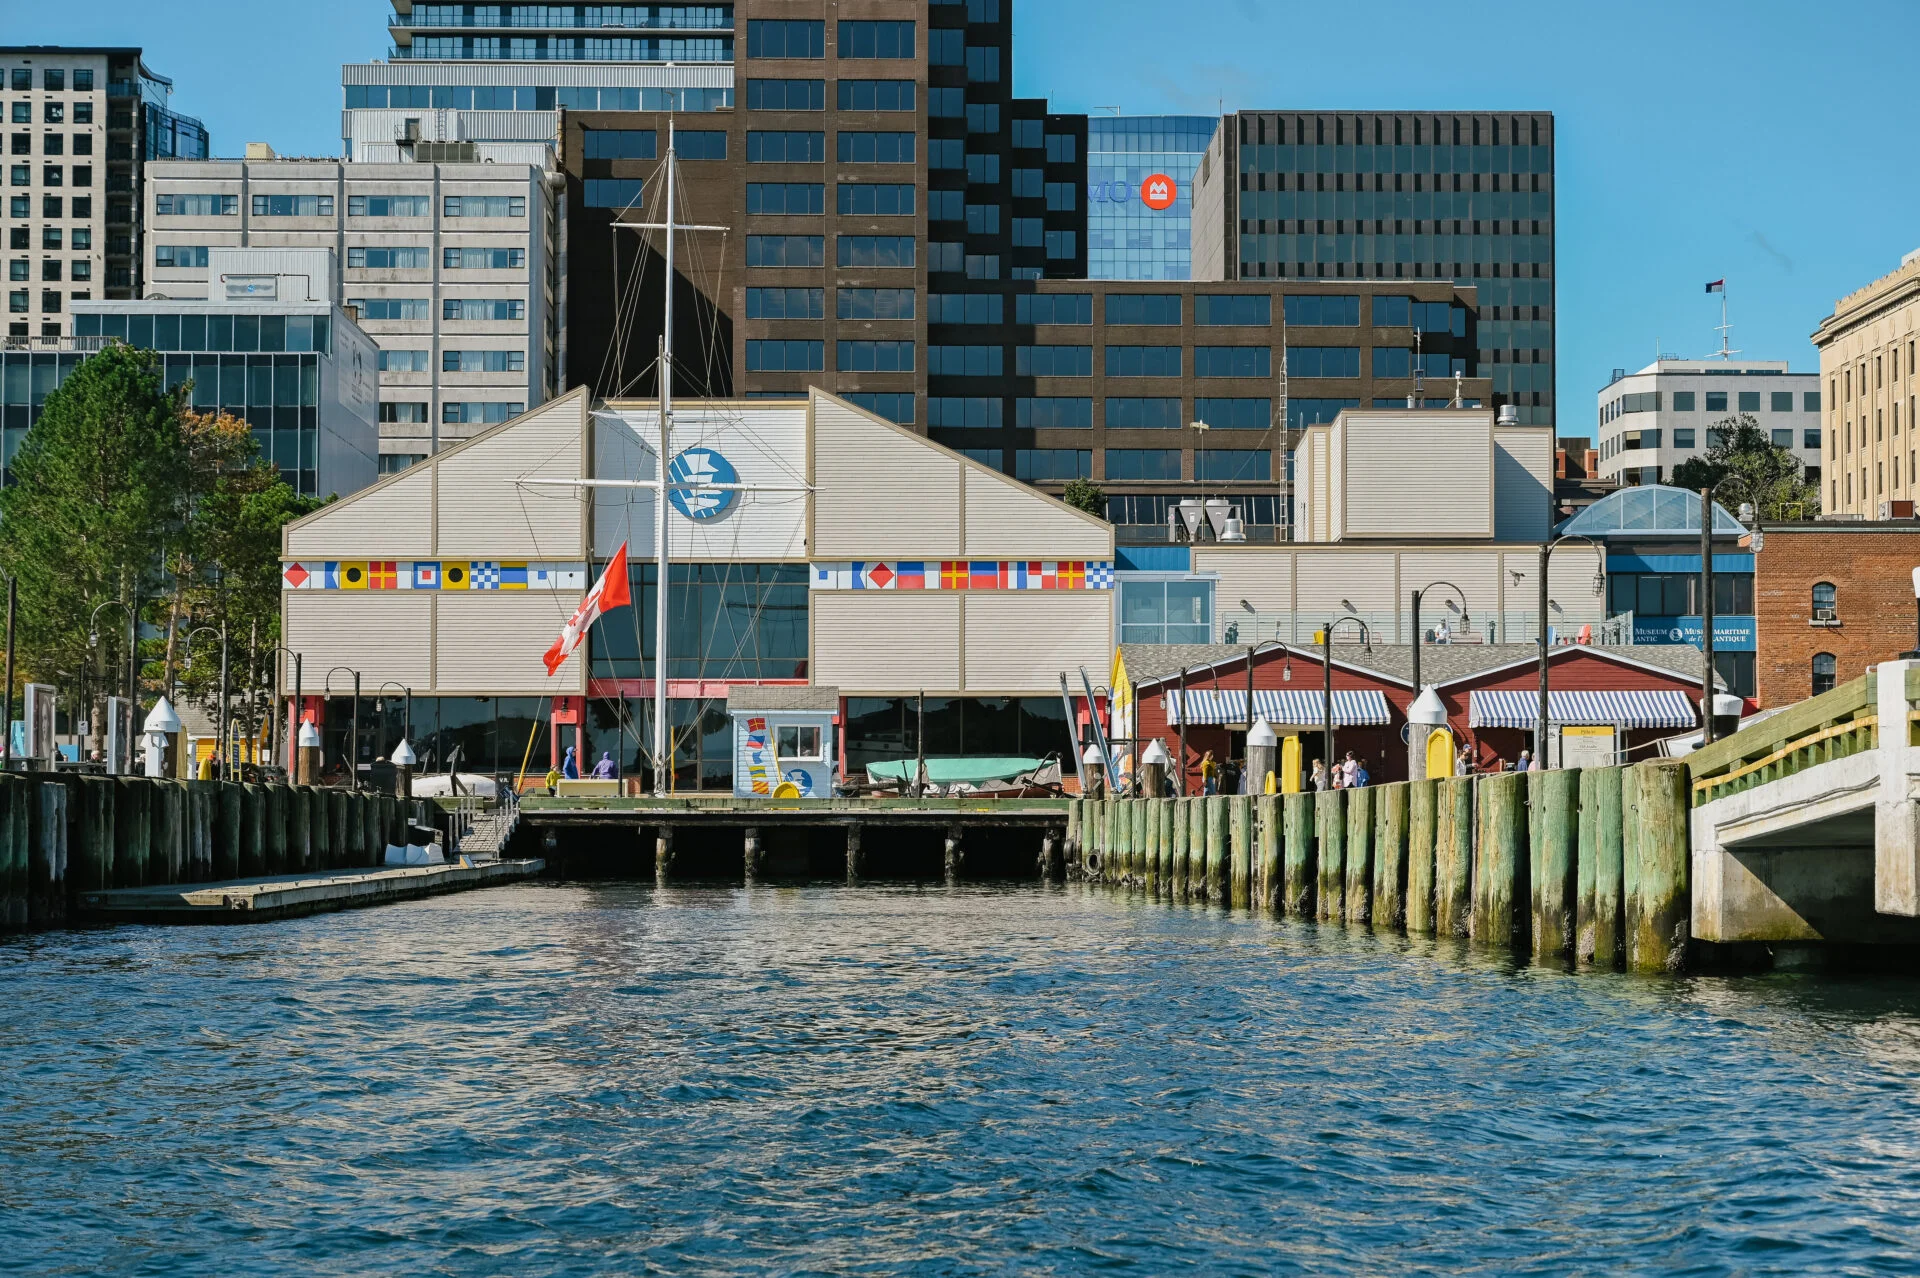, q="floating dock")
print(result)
[75,858,545,925]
